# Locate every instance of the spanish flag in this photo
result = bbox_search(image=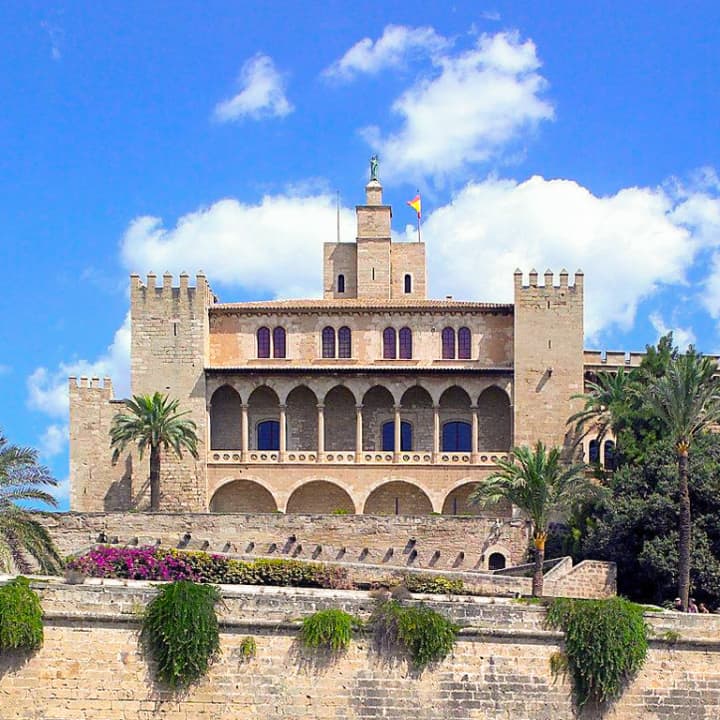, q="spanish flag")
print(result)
[407,194,421,218]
